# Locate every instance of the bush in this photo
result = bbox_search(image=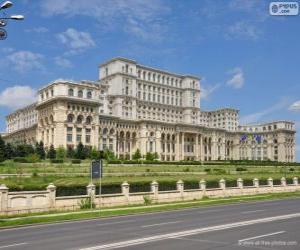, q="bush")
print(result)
[71,159,81,164]
[213,168,227,174]
[236,167,247,171]
[289,168,295,172]
[26,154,40,163]
[13,157,28,163]
[204,168,211,173]
[78,197,95,209]
[50,159,64,164]
[143,195,152,205]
